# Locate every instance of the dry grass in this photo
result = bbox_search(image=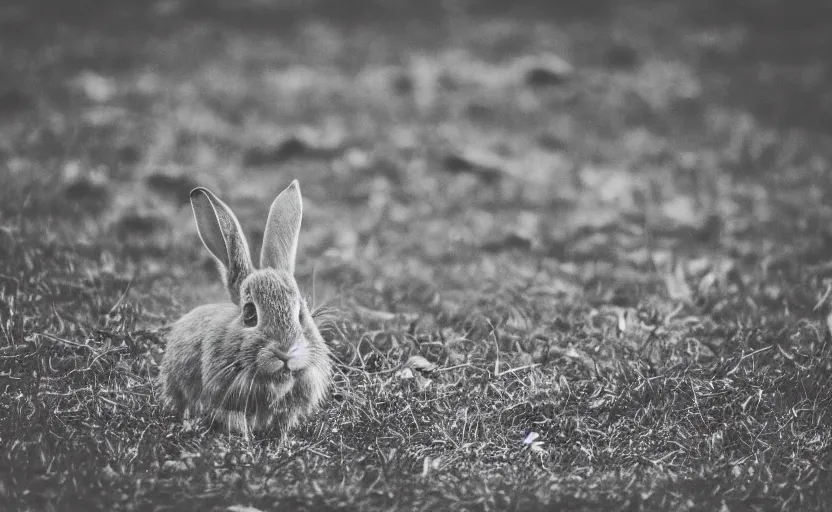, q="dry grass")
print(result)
[2,1,832,510]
